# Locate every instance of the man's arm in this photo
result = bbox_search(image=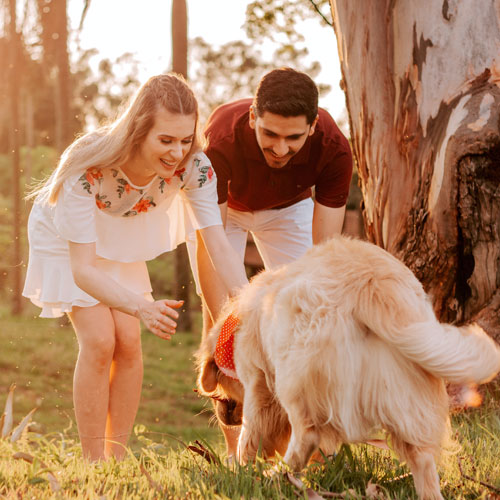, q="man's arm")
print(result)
[312,201,346,245]
[218,201,228,226]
